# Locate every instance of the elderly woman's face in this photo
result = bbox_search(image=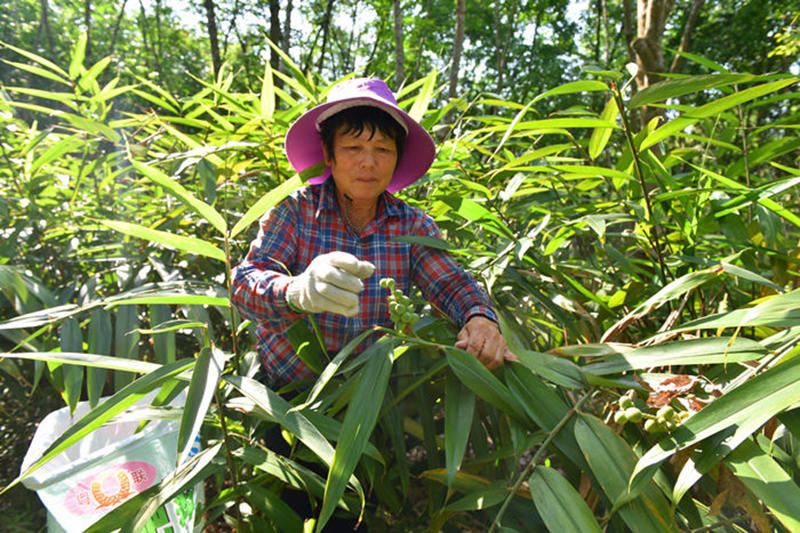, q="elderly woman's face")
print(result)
[324,125,398,205]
